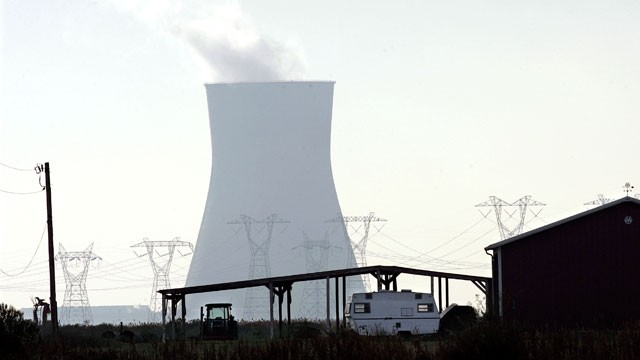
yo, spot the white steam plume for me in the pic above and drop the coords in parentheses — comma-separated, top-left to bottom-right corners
(107, 0, 307, 82)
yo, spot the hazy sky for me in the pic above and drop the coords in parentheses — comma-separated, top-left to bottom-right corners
(2, 0, 640, 311)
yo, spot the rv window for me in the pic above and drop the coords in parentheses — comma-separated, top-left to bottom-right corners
(417, 303, 434, 312)
(415, 293, 423, 300)
(354, 303, 371, 313)
(365, 293, 373, 299)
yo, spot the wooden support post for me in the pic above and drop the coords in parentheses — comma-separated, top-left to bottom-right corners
(445, 278, 450, 308)
(287, 287, 292, 328)
(199, 306, 204, 340)
(171, 298, 177, 340)
(278, 290, 283, 338)
(485, 280, 493, 316)
(162, 294, 167, 342)
(181, 295, 186, 339)
(438, 277, 442, 313)
(430, 276, 434, 294)
(335, 277, 339, 332)
(269, 283, 275, 339)
(326, 277, 331, 329)
(342, 276, 346, 328)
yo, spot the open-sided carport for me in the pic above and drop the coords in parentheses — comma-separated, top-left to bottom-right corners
(158, 265, 491, 340)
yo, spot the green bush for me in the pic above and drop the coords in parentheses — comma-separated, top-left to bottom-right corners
(0, 303, 39, 358)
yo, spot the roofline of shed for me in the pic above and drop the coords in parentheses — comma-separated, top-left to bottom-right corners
(485, 196, 640, 251)
(158, 264, 491, 297)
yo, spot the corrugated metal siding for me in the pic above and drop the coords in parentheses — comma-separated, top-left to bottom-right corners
(499, 202, 640, 327)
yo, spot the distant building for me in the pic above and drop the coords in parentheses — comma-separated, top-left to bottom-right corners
(485, 197, 640, 327)
(23, 305, 155, 325)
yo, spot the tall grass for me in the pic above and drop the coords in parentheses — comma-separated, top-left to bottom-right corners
(437, 318, 640, 360)
(14, 319, 640, 359)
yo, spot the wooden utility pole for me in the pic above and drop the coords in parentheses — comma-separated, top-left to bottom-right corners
(44, 162, 58, 332)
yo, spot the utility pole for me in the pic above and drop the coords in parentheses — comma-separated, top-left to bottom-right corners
(44, 162, 58, 332)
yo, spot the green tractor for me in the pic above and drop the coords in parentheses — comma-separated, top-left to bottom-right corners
(200, 303, 238, 340)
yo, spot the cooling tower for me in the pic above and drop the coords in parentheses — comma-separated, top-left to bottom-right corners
(185, 81, 364, 320)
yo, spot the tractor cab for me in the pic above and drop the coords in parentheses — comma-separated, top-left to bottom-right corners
(201, 303, 238, 340)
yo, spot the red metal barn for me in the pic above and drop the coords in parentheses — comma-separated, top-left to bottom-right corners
(485, 197, 640, 328)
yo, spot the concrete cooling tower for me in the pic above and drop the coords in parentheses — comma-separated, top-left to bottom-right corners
(185, 81, 364, 320)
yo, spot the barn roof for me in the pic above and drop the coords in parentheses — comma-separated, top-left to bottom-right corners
(485, 196, 640, 251)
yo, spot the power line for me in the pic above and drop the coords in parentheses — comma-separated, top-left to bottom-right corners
(372, 217, 487, 265)
(0, 260, 49, 279)
(368, 216, 490, 267)
(363, 211, 543, 270)
(369, 231, 484, 269)
(0, 162, 35, 172)
(421, 217, 486, 254)
(0, 253, 180, 292)
(0, 254, 155, 283)
(0, 223, 47, 277)
(0, 188, 44, 195)
(437, 226, 495, 258)
(441, 213, 547, 263)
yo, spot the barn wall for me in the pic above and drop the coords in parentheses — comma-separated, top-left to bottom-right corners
(500, 201, 640, 327)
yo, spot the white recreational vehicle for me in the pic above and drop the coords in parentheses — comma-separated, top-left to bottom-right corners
(345, 290, 440, 336)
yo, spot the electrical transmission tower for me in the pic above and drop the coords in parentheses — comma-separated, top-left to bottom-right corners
(584, 194, 612, 206)
(295, 232, 338, 319)
(131, 237, 193, 322)
(228, 214, 289, 320)
(327, 212, 386, 292)
(476, 196, 545, 241)
(56, 243, 100, 325)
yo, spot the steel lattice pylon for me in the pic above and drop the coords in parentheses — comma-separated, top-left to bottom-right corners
(56, 243, 100, 325)
(476, 196, 545, 240)
(131, 237, 193, 322)
(228, 214, 289, 320)
(327, 212, 386, 293)
(295, 233, 338, 319)
(585, 194, 613, 206)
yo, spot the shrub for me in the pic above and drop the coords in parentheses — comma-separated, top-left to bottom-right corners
(0, 302, 39, 358)
(436, 317, 526, 360)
